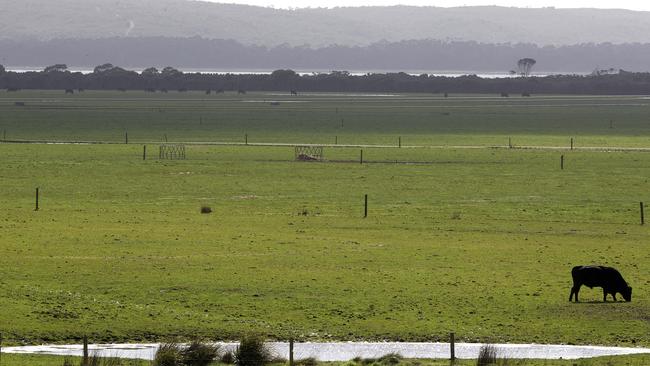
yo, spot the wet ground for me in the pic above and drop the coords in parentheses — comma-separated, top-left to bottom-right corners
(4, 342, 650, 361)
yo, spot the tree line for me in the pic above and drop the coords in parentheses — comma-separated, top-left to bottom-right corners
(3, 38, 650, 73)
(2, 64, 650, 95)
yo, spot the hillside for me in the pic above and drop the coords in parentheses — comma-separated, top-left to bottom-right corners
(2, 0, 650, 46)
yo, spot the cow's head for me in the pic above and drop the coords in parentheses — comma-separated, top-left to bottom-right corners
(622, 286, 632, 302)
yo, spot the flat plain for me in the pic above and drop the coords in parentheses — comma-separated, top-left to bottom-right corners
(1, 91, 650, 347)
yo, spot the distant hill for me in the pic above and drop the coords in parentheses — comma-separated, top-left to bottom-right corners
(2, 0, 650, 46)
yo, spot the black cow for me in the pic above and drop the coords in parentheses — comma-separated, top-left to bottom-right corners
(569, 265, 632, 302)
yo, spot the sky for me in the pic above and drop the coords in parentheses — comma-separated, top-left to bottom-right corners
(200, 0, 650, 11)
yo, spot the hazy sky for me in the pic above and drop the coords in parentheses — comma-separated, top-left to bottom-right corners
(202, 0, 650, 11)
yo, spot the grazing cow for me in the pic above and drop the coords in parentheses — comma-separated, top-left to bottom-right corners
(65, 89, 74, 94)
(237, 89, 247, 95)
(500, 92, 509, 97)
(205, 89, 212, 95)
(522, 92, 531, 97)
(290, 89, 298, 96)
(569, 265, 632, 302)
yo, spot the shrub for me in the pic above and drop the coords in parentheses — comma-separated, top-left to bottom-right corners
(181, 340, 221, 366)
(476, 344, 498, 366)
(153, 342, 183, 366)
(200, 206, 212, 214)
(233, 335, 274, 366)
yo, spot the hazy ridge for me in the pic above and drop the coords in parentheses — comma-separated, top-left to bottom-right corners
(2, 0, 650, 46)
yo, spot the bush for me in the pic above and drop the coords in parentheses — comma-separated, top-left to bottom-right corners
(153, 342, 183, 366)
(200, 206, 212, 214)
(181, 340, 221, 366)
(233, 335, 274, 366)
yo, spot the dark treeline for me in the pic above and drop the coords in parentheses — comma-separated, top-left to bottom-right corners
(3, 37, 650, 72)
(3, 65, 650, 95)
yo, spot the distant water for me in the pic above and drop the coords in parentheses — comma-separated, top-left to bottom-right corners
(5, 67, 583, 78)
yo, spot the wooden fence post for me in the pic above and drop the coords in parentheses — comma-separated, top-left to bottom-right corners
(399, 136, 402, 148)
(289, 339, 294, 366)
(143, 145, 147, 160)
(2, 129, 5, 141)
(360, 150, 363, 164)
(570, 137, 574, 150)
(641, 202, 645, 225)
(508, 137, 512, 148)
(125, 132, 128, 144)
(83, 335, 89, 366)
(561, 155, 564, 170)
(35, 188, 39, 211)
(335, 136, 338, 145)
(364, 194, 368, 218)
(450, 332, 455, 362)
(245, 134, 248, 145)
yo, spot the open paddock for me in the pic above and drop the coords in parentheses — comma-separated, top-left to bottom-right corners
(1, 140, 650, 346)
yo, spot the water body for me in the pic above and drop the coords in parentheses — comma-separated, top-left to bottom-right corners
(4, 342, 650, 361)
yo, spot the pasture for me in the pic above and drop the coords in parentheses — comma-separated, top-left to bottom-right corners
(1, 91, 650, 347)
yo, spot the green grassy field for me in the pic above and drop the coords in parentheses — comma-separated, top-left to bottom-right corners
(1, 91, 650, 347)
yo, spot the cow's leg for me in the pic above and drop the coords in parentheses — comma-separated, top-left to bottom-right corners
(603, 290, 608, 302)
(570, 285, 580, 302)
(612, 293, 617, 302)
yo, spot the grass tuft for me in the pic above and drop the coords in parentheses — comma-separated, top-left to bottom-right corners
(153, 342, 183, 366)
(234, 334, 274, 366)
(181, 340, 221, 366)
(476, 344, 498, 366)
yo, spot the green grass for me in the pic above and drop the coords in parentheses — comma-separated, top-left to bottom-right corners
(1, 143, 650, 345)
(2, 91, 650, 347)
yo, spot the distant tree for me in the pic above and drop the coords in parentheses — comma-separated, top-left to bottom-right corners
(142, 67, 160, 76)
(161, 66, 182, 76)
(93, 63, 115, 74)
(517, 58, 537, 77)
(44, 64, 68, 73)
